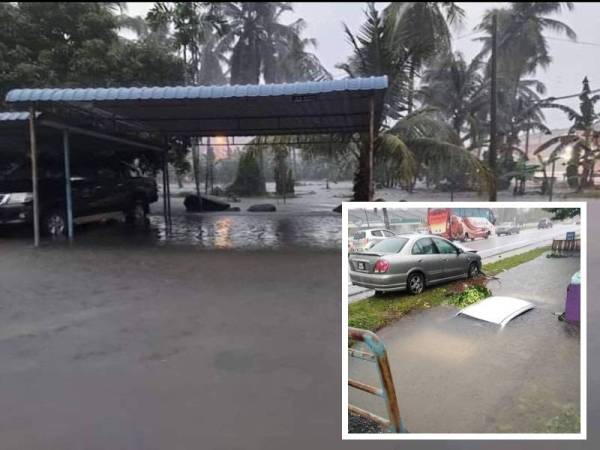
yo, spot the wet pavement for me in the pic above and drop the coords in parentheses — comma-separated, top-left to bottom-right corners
(349, 254, 581, 433)
(0, 237, 342, 450)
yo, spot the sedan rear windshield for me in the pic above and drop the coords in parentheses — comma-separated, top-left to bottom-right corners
(369, 238, 408, 254)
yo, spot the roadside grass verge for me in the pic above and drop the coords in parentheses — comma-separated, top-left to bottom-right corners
(483, 246, 551, 276)
(349, 246, 552, 332)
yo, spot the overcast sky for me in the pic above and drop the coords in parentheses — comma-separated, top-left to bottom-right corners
(126, 2, 600, 130)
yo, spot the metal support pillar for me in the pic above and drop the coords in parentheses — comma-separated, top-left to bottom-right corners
(162, 151, 169, 230)
(549, 158, 556, 202)
(62, 129, 74, 240)
(165, 154, 172, 230)
(28, 107, 40, 247)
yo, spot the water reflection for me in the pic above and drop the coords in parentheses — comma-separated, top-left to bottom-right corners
(147, 211, 341, 250)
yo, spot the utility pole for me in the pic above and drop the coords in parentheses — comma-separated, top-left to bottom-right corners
(488, 12, 498, 201)
(383, 208, 391, 230)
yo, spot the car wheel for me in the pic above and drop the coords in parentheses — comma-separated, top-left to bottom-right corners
(468, 262, 480, 278)
(126, 199, 149, 226)
(407, 272, 424, 295)
(42, 209, 66, 237)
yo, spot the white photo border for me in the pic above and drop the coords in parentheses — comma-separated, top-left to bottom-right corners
(342, 201, 587, 440)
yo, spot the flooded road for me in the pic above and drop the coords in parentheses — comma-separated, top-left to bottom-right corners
(349, 254, 581, 433)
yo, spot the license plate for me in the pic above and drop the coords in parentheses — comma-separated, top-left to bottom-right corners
(357, 261, 366, 271)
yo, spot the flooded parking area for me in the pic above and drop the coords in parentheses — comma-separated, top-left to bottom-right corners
(0, 210, 342, 250)
(349, 255, 581, 433)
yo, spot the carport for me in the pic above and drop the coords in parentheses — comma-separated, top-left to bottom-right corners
(0, 111, 164, 242)
(4, 76, 388, 246)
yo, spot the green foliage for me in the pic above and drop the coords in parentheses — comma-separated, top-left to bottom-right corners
(0, 2, 184, 105)
(543, 208, 580, 220)
(450, 285, 491, 308)
(228, 151, 266, 196)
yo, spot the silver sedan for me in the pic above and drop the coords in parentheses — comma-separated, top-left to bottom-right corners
(349, 234, 482, 295)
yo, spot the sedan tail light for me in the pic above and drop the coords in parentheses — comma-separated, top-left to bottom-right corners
(374, 259, 390, 273)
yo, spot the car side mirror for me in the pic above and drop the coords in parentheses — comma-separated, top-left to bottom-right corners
(456, 248, 463, 255)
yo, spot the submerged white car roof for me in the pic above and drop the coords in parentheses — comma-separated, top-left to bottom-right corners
(458, 296, 535, 327)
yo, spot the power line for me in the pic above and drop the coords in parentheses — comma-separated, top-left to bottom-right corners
(545, 36, 600, 48)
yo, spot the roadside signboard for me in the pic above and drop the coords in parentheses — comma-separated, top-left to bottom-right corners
(566, 231, 576, 241)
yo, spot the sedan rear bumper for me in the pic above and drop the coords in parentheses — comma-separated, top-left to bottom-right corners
(349, 271, 407, 292)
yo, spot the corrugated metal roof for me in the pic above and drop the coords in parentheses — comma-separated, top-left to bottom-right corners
(0, 111, 31, 121)
(5, 76, 388, 103)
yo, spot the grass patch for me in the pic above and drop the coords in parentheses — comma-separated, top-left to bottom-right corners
(349, 247, 551, 333)
(482, 246, 551, 276)
(348, 287, 448, 331)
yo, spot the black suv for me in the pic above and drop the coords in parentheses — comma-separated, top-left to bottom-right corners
(0, 161, 158, 236)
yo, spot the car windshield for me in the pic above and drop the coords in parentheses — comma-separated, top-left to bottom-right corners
(369, 237, 408, 254)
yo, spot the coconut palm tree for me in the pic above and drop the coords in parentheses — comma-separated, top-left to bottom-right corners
(337, 3, 488, 200)
(147, 2, 227, 84)
(218, 2, 328, 85)
(384, 2, 465, 113)
(538, 77, 600, 190)
(419, 52, 488, 150)
(477, 3, 575, 84)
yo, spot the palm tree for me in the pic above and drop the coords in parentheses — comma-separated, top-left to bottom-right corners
(337, 3, 488, 200)
(477, 3, 575, 90)
(539, 77, 600, 190)
(474, 3, 575, 191)
(384, 2, 465, 113)
(147, 2, 227, 84)
(218, 2, 328, 85)
(419, 52, 488, 150)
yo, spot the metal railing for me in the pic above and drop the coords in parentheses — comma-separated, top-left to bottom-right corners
(348, 327, 407, 433)
(551, 238, 581, 257)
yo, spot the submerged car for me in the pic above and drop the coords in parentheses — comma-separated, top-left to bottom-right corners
(349, 234, 482, 295)
(350, 228, 396, 252)
(495, 222, 520, 236)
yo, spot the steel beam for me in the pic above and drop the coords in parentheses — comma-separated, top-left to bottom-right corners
(28, 107, 40, 247)
(62, 129, 74, 239)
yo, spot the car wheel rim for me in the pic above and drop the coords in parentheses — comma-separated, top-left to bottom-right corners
(410, 276, 423, 293)
(48, 215, 64, 236)
(134, 204, 145, 219)
(470, 264, 478, 277)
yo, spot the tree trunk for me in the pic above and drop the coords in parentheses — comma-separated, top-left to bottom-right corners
(407, 60, 416, 114)
(352, 139, 371, 201)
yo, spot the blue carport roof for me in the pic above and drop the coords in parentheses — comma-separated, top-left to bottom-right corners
(4, 76, 388, 137)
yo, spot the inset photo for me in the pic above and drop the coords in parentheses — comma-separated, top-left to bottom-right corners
(342, 202, 586, 439)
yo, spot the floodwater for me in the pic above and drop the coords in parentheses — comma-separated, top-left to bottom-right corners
(0, 210, 343, 250)
(349, 255, 581, 434)
(147, 211, 342, 250)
